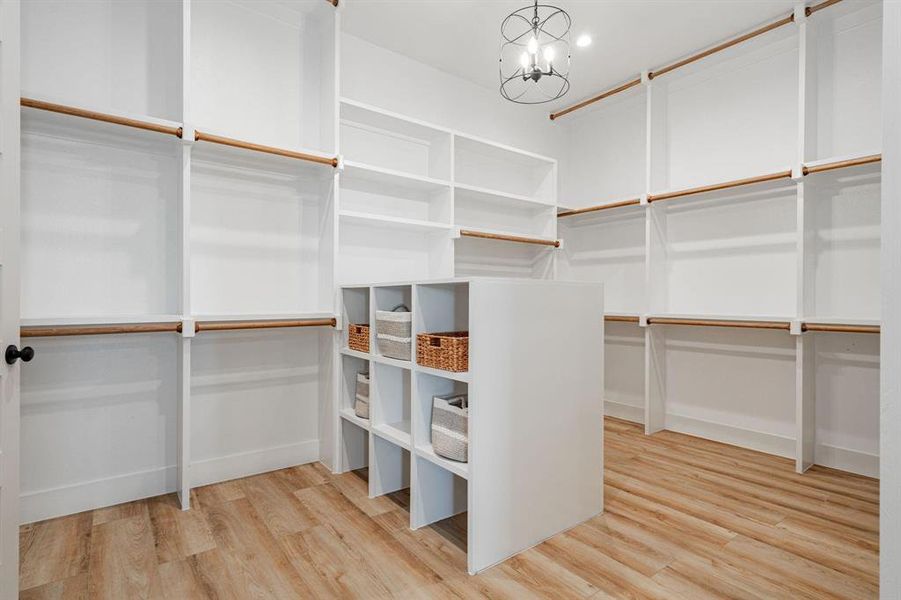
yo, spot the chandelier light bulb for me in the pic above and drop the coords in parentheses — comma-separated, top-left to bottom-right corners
(543, 46, 555, 64)
(520, 51, 530, 70)
(576, 34, 592, 48)
(527, 36, 539, 55)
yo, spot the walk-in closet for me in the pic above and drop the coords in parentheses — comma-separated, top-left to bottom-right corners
(0, 0, 898, 598)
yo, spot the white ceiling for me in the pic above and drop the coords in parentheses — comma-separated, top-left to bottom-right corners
(342, 0, 798, 112)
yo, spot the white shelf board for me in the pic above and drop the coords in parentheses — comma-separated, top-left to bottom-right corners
(415, 443, 468, 479)
(340, 407, 371, 431)
(415, 364, 470, 383)
(340, 96, 454, 139)
(454, 182, 555, 209)
(192, 312, 335, 322)
(648, 312, 794, 323)
(802, 317, 881, 327)
(371, 352, 414, 370)
(454, 131, 556, 167)
(372, 420, 411, 450)
(342, 160, 451, 192)
(339, 210, 452, 233)
(341, 347, 371, 361)
(20, 314, 182, 327)
(649, 169, 796, 203)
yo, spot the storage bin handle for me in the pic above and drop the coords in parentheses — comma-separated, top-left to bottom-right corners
(391, 304, 410, 312)
(428, 335, 442, 347)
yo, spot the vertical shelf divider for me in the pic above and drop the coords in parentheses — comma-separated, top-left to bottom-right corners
(176, 0, 194, 511)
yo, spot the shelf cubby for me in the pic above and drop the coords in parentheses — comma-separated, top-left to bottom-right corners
(371, 363, 412, 451)
(650, 184, 798, 318)
(801, 330, 880, 477)
(454, 134, 555, 203)
(801, 164, 880, 321)
(806, 0, 882, 162)
(340, 161, 452, 229)
(648, 23, 797, 192)
(21, 0, 183, 122)
(558, 207, 646, 314)
(559, 86, 646, 209)
(190, 146, 334, 316)
(191, 0, 335, 154)
(20, 107, 180, 320)
(340, 98, 452, 181)
(454, 184, 556, 239)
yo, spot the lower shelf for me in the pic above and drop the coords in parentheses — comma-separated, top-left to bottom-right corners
(340, 407, 370, 431)
(372, 420, 411, 450)
(415, 443, 469, 480)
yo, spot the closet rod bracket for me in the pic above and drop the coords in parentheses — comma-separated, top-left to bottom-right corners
(179, 319, 196, 338)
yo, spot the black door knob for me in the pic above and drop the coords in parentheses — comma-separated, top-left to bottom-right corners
(6, 345, 34, 365)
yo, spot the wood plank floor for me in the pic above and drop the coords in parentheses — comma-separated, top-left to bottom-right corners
(19, 418, 879, 599)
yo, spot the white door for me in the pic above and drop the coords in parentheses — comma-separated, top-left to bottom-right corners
(0, 1, 21, 597)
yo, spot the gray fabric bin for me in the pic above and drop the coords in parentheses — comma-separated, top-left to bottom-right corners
(431, 393, 468, 462)
(354, 372, 370, 419)
(376, 305, 412, 360)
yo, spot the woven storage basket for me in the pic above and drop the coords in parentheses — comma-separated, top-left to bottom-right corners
(376, 305, 412, 360)
(431, 393, 468, 462)
(348, 324, 370, 353)
(354, 372, 370, 419)
(416, 332, 469, 372)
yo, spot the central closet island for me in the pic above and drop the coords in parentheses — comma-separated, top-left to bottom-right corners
(336, 277, 605, 574)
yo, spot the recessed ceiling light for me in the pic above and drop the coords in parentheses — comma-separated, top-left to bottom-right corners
(576, 34, 592, 48)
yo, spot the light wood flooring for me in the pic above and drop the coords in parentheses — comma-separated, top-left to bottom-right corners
(19, 418, 879, 599)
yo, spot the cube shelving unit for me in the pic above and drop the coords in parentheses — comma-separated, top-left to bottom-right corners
(336, 277, 604, 574)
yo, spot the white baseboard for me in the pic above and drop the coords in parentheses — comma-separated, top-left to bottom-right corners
(190, 439, 320, 488)
(664, 413, 796, 460)
(816, 443, 879, 478)
(604, 400, 644, 424)
(21, 465, 177, 525)
(21, 439, 321, 524)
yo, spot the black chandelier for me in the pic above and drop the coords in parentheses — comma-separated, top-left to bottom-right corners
(499, 0, 572, 104)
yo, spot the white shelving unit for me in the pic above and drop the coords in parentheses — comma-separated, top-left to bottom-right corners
(556, 0, 883, 477)
(17, 0, 340, 524)
(337, 278, 604, 574)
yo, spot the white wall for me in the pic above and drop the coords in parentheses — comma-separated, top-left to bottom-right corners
(340, 33, 566, 163)
(880, 1, 900, 596)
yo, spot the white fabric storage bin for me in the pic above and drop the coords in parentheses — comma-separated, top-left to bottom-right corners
(354, 372, 370, 419)
(376, 305, 412, 360)
(431, 393, 468, 462)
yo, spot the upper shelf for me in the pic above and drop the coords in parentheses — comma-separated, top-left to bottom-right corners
(342, 160, 451, 193)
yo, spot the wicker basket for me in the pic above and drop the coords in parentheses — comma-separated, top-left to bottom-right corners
(431, 393, 468, 462)
(354, 372, 370, 419)
(416, 331, 469, 372)
(348, 324, 370, 353)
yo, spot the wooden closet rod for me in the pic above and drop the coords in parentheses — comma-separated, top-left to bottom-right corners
(20, 98, 183, 138)
(648, 169, 793, 203)
(647, 14, 795, 81)
(193, 318, 337, 333)
(549, 0, 845, 120)
(193, 131, 339, 167)
(802, 153, 881, 175)
(459, 229, 561, 248)
(605, 315, 640, 324)
(557, 198, 642, 218)
(807, 0, 843, 16)
(549, 78, 642, 121)
(647, 317, 791, 331)
(21, 322, 181, 338)
(802, 323, 880, 334)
